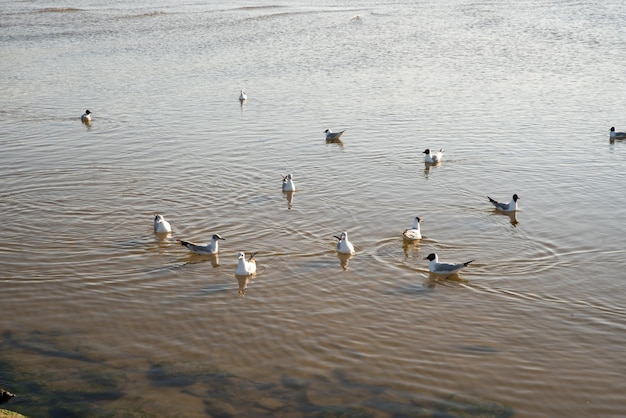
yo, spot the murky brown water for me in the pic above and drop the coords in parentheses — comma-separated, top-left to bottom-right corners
(1, 1, 626, 417)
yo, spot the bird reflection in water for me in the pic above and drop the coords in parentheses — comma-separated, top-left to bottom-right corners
(426, 271, 469, 287)
(326, 138, 344, 148)
(423, 161, 441, 179)
(337, 252, 352, 270)
(183, 253, 220, 268)
(492, 209, 519, 226)
(236, 274, 251, 297)
(402, 239, 421, 260)
(283, 190, 295, 209)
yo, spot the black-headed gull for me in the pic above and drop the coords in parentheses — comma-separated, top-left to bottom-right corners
(81, 109, 92, 123)
(325, 128, 346, 141)
(488, 194, 519, 212)
(422, 148, 443, 163)
(425, 253, 474, 275)
(334, 231, 355, 255)
(402, 216, 422, 240)
(154, 214, 172, 233)
(282, 173, 296, 192)
(235, 251, 257, 276)
(239, 90, 247, 101)
(180, 234, 225, 255)
(610, 127, 626, 139)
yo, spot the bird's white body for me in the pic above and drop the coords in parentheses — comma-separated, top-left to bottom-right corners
(488, 194, 519, 212)
(180, 234, 224, 255)
(154, 214, 172, 233)
(610, 127, 626, 139)
(282, 173, 296, 192)
(325, 129, 346, 141)
(335, 231, 355, 255)
(236, 251, 257, 276)
(403, 216, 422, 240)
(81, 110, 92, 123)
(423, 148, 443, 163)
(239, 90, 247, 101)
(426, 253, 474, 275)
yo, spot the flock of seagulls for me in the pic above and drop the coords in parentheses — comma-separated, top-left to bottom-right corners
(88, 94, 527, 283)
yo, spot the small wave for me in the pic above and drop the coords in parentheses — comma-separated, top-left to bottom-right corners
(38, 8, 83, 13)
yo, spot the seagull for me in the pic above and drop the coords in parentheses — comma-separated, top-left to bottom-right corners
(488, 194, 519, 212)
(334, 231, 355, 255)
(239, 90, 247, 101)
(235, 251, 257, 276)
(610, 127, 626, 139)
(282, 173, 296, 192)
(81, 109, 92, 123)
(180, 234, 225, 255)
(153, 214, 172, 233)
(423, 148, 443, 163)
(402, 216, 422, 240)
(325, 128, 346, 141)
(425, 253, 474, 275)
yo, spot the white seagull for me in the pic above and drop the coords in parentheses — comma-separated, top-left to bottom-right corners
(153, 214, 172, 233)
(239, 90, 247, 101)
(402, 216, 422, 240)
(180, 234, 225, 255)
(325, 128, 346, 141)
(425, 253, 474, 275)
(235, 251, 257, 276)
(282, 173, 296, 192)
(488, 194, 519, 212)
(610, 127, 626, 139)
(81, 109, 92, 123)
(422, 148, 444, 163)
(334, 231, 355, 255)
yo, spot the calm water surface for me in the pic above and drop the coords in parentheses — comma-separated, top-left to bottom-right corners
(1, 0, 626, 417)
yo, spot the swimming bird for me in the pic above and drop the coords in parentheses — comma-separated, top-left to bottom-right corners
(81, 109, 92, 123)
(488, 194, 519, 212)
(282, 173, 296, 192)
(610, 127, 626, 139)
(325, 128, 346, 141)
(239, 90, 247, 101)
(235, 251, 257, 276)
(423, 148, 443, 163)
(334, 231, 355, 255)
(180, 234, 225, 255)
(402, 216, 422, 240)
(425, 253, 474, 275)
(153, 214, 172, 233)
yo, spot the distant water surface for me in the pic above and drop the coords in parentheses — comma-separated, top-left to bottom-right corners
(1, 0, 626, 417)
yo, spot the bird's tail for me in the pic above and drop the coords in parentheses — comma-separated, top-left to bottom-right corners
(487, 196, 497, 205)
(464, 260, 475, 267)
(179, 240, 191, 248)
(248, 252, 258, 261)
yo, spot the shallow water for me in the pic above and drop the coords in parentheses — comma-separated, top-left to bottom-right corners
(1, 0, 626, 417)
